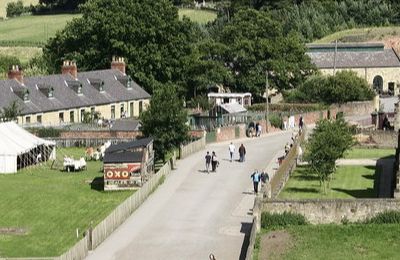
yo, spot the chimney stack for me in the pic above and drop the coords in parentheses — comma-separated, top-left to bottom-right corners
(61, 60, 78, 79)
(8, 65, 23, 84)
(111, 56, 126, 74)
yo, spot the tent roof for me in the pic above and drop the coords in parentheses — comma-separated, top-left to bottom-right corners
(0, 122, 55, 156)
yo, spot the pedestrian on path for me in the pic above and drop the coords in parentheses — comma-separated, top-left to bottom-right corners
(205, 151, 211, 173)
(251, 169, 261, 194)
(211, 151, 219, 172)
(228, 142, 235, 162)
(239, 144, 246, 162)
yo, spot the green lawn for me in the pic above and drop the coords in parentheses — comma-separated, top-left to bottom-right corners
(278, 165, 376, 199)
(314, 26, 400, 43)
(0, 14, 80, 46)
(0, 0, 38, 18)
(0, 46, 42, 63)
(178, 8, 217, 24)
(258, 224, 400, 260)
(344, 148, 394, 159)
(0, 147, 134, 257)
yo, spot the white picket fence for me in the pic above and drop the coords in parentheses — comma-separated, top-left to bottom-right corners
(180, 136, 206, 159)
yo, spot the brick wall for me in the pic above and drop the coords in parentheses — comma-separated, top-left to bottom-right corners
(261, 199, 400, 224)
(60, 130, 142, 139)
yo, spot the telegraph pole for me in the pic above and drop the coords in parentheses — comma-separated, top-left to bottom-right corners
(265, 71, 269, 132)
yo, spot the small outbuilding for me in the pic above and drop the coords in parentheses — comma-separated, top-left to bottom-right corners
(0, 121, 56, 173)
(103, 137, 154, 191)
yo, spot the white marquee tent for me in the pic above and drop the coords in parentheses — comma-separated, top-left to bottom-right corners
(0, 122, 56, 173)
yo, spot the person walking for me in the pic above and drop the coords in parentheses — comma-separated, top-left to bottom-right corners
(251, 169, 261, 194)
(228, 142, 235, 162)
(211, 151, 219, 172)
(299, 115, 304, 131)
(238, 144, 246, 162)
(205, 151, 212, 173)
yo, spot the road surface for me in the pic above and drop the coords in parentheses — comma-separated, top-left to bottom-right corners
(86, 131, 292, 260)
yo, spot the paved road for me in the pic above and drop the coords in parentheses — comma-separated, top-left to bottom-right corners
(86, 131, 292, 260)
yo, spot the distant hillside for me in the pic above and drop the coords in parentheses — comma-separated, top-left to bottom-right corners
(0, 0, 38, 18)
(313, 26, 400, 54)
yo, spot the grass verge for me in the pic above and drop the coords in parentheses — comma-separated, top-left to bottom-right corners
(0, 147, 134, 257)
(344, 148, 394, 159)
(278, 165, 376, 199)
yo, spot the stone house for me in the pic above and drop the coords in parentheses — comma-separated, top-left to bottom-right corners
(307, 42, 400, 95)
(0, 57, 150, 126)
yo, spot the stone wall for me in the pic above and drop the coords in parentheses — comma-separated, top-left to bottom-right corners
(60, 130, 142, 139)
(359, 129, 397, 148)
(261, 199, 400, 224)
(215, 124, 246, 142)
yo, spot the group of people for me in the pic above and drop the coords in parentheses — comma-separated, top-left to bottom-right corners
(205, 151, 219, 173)
(251, 169, 269, 194)
(283, 115, 304, 132)
(229, 142, 246, 162)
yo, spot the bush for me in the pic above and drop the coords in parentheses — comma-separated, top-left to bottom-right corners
(365, 211, 400, 224)
(6, 0, 28, 17)
(36, 127, 61, 138)
(261, 211, 308, 229)
(248, 103, 326, 113)
(269, 113, 283, 129)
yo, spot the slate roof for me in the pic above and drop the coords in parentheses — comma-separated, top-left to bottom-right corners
(307, 48, 400, 69)
(105, 137, 153, 153)
(110, 119, 141, 131)
(103, 151, 143, 163)
(220, 103, 247, 114)
(0, 69, 150, 115)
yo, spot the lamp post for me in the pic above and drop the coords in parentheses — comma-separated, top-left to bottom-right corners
(265, 71, 269, 132)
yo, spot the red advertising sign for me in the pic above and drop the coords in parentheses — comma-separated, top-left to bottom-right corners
(104, 163, 141, 179)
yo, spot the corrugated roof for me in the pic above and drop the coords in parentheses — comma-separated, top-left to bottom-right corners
(103, 151, 143, 163)
(220, 103, 247, 114)
(105, 138, 153, 153)
(0, 69, 150, 115)
(307, 49, 400, 69)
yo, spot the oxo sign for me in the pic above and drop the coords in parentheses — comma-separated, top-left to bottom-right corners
(104, 163, 141, 179)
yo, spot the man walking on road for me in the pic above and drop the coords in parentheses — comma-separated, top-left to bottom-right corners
(228, 142, 235, 162)
(211, 151, 219, 172)
(205, 151, 211, 173)
(238, 144, 246, 162)
(251, 169, 261, 194)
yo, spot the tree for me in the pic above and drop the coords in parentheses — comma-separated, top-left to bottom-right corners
(285, 70, 375, 104)
(304, 117, 354, 193)
(1, 100, 22, 122)
(43, 0, 199, 94)
(207, 8, 315, 96)
(38, 0, 87, 11)
(140, 84, 189, 161)
(6, 0, 25, 17)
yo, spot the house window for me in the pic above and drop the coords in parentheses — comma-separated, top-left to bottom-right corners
(80, 109, 85, 122)
(120, 104, 125, 118)
(59, 112, 64, 123)
(223, 98, 229, 104)
(111, 105, 115, 119)
(70, 111, 74, 123)
(25, 116, 31, 124)
(37, 115, 42, 124)
(139, 101, 143, 115)
(129, 102, 134, 117)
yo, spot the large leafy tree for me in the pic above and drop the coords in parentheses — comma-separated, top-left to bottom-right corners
(38, 0, 87, 10)
(207, 8, 315, 97)
(44, 0, 198, 94)
(304, 117, 354, 193)
(140, 84, 189, 161)
(286, 70, 375, 104)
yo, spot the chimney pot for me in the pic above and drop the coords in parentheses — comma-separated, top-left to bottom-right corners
(61, 60, 78, 79)
(111, 56, 126, 74)
(8, 65, 23, 84)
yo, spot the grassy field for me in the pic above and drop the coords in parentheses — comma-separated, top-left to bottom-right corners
(314, 26, 400, 43)
(0, 147, 134, 257)
(258, 224, 400, 260)
(178, 8, 217, 24)
(344, 148, 394, 159)
(0, 14, 80, 46)
(278, 165, 376, 199)
(0, 0, 38, 18)
(0, 46, 42, 63)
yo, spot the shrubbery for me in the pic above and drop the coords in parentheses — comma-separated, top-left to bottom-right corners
(365, 211, 400, 224)
(269, 113, 283, 129)
(35, 127, 61, 138)
(6, 0, 30, 17)
(248, 103, 326, 113)
(261, 211, 308, 229)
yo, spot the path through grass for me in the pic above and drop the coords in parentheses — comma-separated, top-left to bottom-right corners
(0, 147, 134, 257)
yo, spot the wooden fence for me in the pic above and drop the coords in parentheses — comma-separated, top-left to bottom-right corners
(179, 136, 206, 159)
(56, 236, 89, 260)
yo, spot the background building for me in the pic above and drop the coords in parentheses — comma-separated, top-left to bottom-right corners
(0, 57, 150, 126)
(307, 42, 400, 95)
